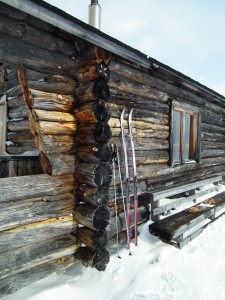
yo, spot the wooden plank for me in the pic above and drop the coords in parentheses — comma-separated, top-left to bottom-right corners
(150, 176, 222, 201)
(153, 186, 220, 217)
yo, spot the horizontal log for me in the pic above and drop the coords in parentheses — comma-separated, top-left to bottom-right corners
(0, 255, 78, 297)
(111, 137, 169, 151)
(40, 152, 77, 176)
(202, 122, 225, 135)
(32, 109, 77, 123)
(8, 106, 29, 119)
(30, 117, 78, 135)
(7, 94, 25, 108)
(6, 85, 22, 98)
(108, 117, 169, 132)
(0, 193, 76, 232)
(76, 227, 108, 250)
(0, 12, 77, 58)
(7, 119, 30, 132)
(6, 142, 37, 155)
(0, 33, 76, 77)
(35, 134, 76, 154)
(0, 216, 78, 254)
(0, 234, 81, 280)
(202, 110, 225, 128)
(75, 100, 111, 124)
(74, 204, 110, 231)
(77, 184, 110, 206)
(110, 57, 225, 115)
(202, 131, 225, 143)
(109, 73, 170, 103)
(76, 122, 112, 144)
(110, 101, 169, 125)
(75, 246, 110, 271)
(7, 130, 34, 143)
(0, 174, 76, 202)
(76, 144, 112, 163)
(27, 88, 77, 112)
(201, 149, 225, 158)
(76, 162, 112, 187)
(201, 141, 225, 150)
(110, 127, 169, 140)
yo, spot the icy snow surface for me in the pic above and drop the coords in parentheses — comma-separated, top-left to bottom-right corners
(2, 186, 225, 300)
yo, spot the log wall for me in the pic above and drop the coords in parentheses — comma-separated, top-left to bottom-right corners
(0, 1, 225, 297)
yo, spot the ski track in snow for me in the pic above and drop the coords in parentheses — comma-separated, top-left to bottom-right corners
(2, 213, 225, 300)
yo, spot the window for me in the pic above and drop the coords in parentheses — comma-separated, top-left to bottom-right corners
(170, 101, 201, 166)
(0, 99, 7, 155)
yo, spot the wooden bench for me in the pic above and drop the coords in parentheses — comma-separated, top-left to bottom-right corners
(149, 191, 225, 248)
(150, 176, 222, 221)
(148, 176, 225, 248)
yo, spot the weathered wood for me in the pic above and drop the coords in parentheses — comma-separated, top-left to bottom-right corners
(110, 56, 225, 114)
(76, 144, 112, 163)
(76, 122, 112, 144)
(0, 255, 78, 297)
(110, 100, 169, 125)
(40, 152, 77, 176)
(8, 106, 29, 119)
(201, 149, 225, 158)
(201, 141, 225, 150)
(7, 130, 34, 143)
(0, 234, 81, 280)
(0, 216, 78, 254)
(7, 119, 30, 132)
(32, 109, 77, 123)
(6, 142, 37, 155)
(76, 162, 112, 187)
(0, 193, 76, 231)
(7, 95, 24, 108)
(75, 246, 110, 271)
(77, 63, 110, 84)
(75, 100, 111, 123)
(77, 184, 109, 206)
(111, 137, 169, 151)
(19, 66, 77, 111)
(75, 79, 110, 103)
(77, 45, 111, 68)
(107, 207, 149, 238)
(108, 117, 169, 132)
(0, 33, 76, 77)
(30, 116, 78, 135)
(0, 174, 75, 202)
(74, 204, 110, 231)
(109, 73, 170, 103)
(35, 134, 76, 154)
(76, 227, 108, 250)
(110, 127, 169, 140)
(0, 12, 77, 58)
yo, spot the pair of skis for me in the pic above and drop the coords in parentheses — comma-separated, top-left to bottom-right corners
(120, 109, 138, 252)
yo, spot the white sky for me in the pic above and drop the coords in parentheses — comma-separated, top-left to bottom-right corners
(45, 0, 225, 96)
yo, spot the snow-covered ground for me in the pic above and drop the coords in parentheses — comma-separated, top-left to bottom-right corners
(2, 187, 225, 300)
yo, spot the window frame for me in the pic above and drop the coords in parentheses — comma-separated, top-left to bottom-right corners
(0, 98, 7, 156)
(170, 100, 201, 166)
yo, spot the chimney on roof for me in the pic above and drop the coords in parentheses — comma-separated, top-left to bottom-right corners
(89, 0, 101, 30)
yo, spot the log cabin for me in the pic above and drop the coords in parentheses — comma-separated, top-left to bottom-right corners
(0, 0, 225, 296)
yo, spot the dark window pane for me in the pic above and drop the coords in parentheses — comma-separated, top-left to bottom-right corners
(173, 110, 181, 163)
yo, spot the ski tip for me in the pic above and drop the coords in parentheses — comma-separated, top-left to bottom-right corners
(128, 109, 133, 121)
(121, 109, 125, 118)
(118, 255, 122, 259)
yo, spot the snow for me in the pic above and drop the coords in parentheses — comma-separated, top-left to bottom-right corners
(2, 187, 225, 300)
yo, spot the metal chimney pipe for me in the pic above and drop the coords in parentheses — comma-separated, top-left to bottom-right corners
(89, 0, 101, 30)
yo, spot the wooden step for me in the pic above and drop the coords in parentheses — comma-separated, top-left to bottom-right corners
(149, 191, 225, 248)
